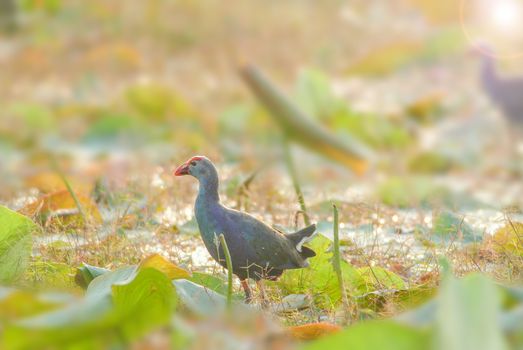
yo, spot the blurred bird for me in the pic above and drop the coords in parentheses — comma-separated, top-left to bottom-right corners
(476, 45, 523, 132)
(174, 156, 316, 303)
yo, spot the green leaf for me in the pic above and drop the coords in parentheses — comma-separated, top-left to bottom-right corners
(173, 279, 228, 315)
(75, 263, 111, 289)
(111, 268, 176, 339)
(85, 266, 137, 299)
(276, 234, 363, 308)
(189, 272, 229, 296)
(0, 206, 37, 283)
(436, 272, 509, 350)
(301, 320, 429, 350)
(355, 266, 406, 294)
(0, 288, 65, 323)
(3, 268, 175, 349)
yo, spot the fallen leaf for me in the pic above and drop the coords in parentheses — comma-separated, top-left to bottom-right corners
(288, 322, 341, 341)
(25, 172, 94, 194)
(20, 190, 102, 228)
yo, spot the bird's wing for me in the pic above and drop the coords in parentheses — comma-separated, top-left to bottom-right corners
(224, 209, 304, 270)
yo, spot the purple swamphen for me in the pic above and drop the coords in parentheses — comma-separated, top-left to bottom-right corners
(174, 156, 316, 303)
(476, 45, 523, 132)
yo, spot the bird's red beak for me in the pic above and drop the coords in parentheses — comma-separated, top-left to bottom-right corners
(174, 162, 190, 176)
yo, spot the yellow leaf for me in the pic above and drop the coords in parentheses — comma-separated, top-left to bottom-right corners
(138, 254, 191, 279)
(19, 190, 102, 229)
(288, 322, 342, 341)
(492, 222, 523, 256)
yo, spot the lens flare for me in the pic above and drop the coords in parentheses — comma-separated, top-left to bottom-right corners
(461, 0, 523, 58)
(491, 0, 522, 30)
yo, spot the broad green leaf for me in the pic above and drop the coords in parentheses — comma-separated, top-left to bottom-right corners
(0, 289, 65, 322)
(111, 268, 176, 339)
(85, 266, 137, 299)
(75, 263, 111, 289)
(3, 295, 114, 349)
(242, 66, 372, 175)
(0, 206, 37, 283)
(3, 268, 175, 349)
(173, 279, 228, 316)
(355, 266, 406, 294)
(436, 272, 509, 350)
(189, 272, 229, 296)
(276, 234, 363, 308)
(301, 320, 429, 350)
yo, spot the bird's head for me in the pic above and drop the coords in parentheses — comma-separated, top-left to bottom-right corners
(174, 156, 215, 180)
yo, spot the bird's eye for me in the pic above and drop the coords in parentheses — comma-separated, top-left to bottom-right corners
(190, 161, 197, 166)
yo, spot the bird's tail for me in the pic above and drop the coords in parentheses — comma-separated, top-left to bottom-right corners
(287, 224, 316, 258)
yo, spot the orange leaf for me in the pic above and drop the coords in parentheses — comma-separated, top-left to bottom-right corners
(288, 322, 342, 341)
(20, 190, 102, 228)
(25, 172, 94, 194)
(139, 254, 191, 279)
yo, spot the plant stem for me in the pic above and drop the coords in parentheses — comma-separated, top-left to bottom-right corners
(50, 156, 87, 224)
(219, 234, 233, 309)
(283, 140, 311, 226)
(332, 204, 349, 319)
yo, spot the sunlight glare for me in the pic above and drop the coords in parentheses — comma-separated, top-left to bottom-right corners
(491, 0, 522, 31)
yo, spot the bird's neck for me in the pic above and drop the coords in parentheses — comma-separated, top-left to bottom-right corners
(196, 171, 220, 204)
(481, 54, 498, 89)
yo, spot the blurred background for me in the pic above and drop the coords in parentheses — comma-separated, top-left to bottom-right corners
(0, 0, 523, 349)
